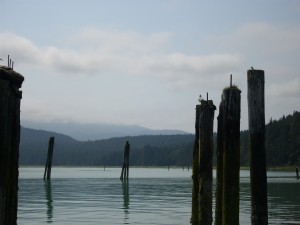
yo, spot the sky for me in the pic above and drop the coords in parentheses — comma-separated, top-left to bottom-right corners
(0, 0, 300, 134)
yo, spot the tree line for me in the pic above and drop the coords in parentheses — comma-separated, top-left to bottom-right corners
(20, 111, 300, 167)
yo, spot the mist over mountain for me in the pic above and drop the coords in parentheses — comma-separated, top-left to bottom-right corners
(20, 127, 193, 166)
(21, 120, 190, 141)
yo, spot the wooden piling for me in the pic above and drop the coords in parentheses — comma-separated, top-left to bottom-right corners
(247, 69, 268, 225)
(296, 168, 299, 179)
(120, 141, 130, 180)
(43, 137, 55, 180)
(222, 86, 241, 225)
(0, 65, 24, 225)
(198, 99, 216, 225)
(191, 105, 200, 225)
(214, 97, 224, 225)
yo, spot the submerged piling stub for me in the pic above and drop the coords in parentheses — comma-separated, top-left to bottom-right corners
(43, 137, 55, 180)
(198, 99, 216, 225)
(120, 141, 130, 180)
(191, 104, 200, 225)
(222, 85, 241, 225)
(247, 69, 268, 225)
(0, 66, 24, 225)
(214, 97, 224, 225)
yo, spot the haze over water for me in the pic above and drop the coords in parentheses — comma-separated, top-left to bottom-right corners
(18, 167, 300, 225)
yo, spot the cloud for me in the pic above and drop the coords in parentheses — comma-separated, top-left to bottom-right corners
(267, 78, 300, 102)
(207, 22, 300, 59)
(0, 29, 242, 90)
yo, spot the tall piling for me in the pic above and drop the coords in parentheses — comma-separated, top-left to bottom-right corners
(0, 65, 24, 225)
(222, 85, 241, 225)
(191, 105, 200, 225)
(120, 141, 130, 180)
(198, 98, 216, 225)
(214, 97, 224, 225)
(247, 69, 268, 225)
(44, 137, 55, 180)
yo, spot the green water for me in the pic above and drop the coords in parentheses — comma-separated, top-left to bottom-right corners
(17, 167, 300, 224)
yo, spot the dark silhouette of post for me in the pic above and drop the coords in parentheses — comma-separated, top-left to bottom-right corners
(296, 168, 299, 179)
(122, 180, 129, 220)
(120, 141, 130, 180)
(0, 65, 24, 225)
(222, 85, 241, 225)
(198, 98, 216, 225)
(247, 69, 268, 225)
(214, 97, 224, 225)
(191, 104, 200, 225)
(44, 137, 55, 180)
(44, 181, 53, 222)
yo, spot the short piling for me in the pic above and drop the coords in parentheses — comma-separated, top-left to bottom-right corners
(191, 105, 200, 225)
(0, 66, 24, 225)
(222, 85, 241, 225)
(214, 97, 224, 225)
(247, 69, 268, 225)
(43, 137, 55, 180)
(120, 141, 130, 180)
(198, 98, 216, 225)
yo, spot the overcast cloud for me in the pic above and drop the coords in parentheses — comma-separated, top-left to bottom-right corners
(0, 1, 299, 133)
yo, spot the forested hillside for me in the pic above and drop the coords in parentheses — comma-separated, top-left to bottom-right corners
(20, 111, 300, 167)
(240, 111, 300, 166)
(20, 130, 194, 166)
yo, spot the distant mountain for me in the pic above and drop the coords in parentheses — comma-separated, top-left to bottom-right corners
(20, 127, 193, 166)
(20, 111, 300, 167)
(21, 120, 190, 141)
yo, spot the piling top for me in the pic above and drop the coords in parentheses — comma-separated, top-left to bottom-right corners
(223, 85, 241, 92)
(199, 99, 216, 110)
(0, 65, 24, 88)
(247, 69, 264, 77)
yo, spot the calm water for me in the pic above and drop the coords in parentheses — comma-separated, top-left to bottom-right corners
(18, 167, 300, 225)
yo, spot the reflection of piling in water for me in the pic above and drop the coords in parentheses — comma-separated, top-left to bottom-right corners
(191, 104, 200, 225)
(198, 97, 216, 225)
(44, 137, 55, 180)
(44, 181, 53, 222)
(214, 97, 224, 225)
(120, 141, 130, 180)
(122, 181, 129, 209)
(122, 180, 130, 222)
(0, 65, 24, 225)
(222, 84, 241, 225)
(247, 69, 268, 225)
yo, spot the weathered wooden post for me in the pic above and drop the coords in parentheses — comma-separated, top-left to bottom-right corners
(198, 97, 216, 225)
(247, 69, 268, 225)
(214, 97, 224, 225)
(296, 168, 299, 180)
(222, 85, 241, 225)
(0, 65, 24, 225)
(191, 104, 200, 225)
(43, 137, 55, 180)
(120, 141, 130, 180)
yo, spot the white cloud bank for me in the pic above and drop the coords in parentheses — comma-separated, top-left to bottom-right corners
(0, 29, 241, 90)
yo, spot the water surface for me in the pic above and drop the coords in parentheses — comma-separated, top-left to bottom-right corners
(18, 167, 300, 225)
